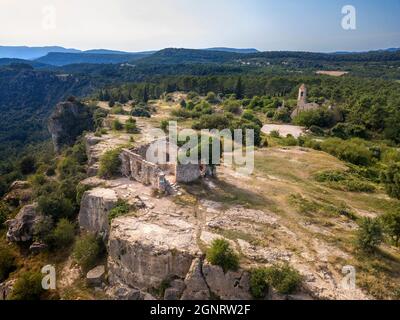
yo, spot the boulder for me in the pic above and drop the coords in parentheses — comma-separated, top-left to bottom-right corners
(29, 242, 48, 254)
(78, 188, 118, 238)
(3, 181, 32, 207)
(107, 284, 141, 300)
(202, 262, 252, 300)
(0, 280, 15, 301)
(6, 204, 38, 242)
(164, 288, 181, 300)
(86, 265, 106, 287)
(107, 216, 200, 291)
(181, 258, 210, 300)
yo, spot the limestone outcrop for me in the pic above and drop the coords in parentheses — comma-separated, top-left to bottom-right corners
(202, 262, 252, 300)
(106, 214, 254, 300)
(48, 99, 94, 153)
(78, 188, 118, 238)
(6, 203, 39, 242)
(3, 180, 32, 207)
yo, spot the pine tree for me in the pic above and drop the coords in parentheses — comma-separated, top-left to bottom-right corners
(235, 77, 244, 99)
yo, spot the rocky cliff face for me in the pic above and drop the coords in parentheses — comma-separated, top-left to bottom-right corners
(78, 188, 118, 238)
(107, 214, 253, 300)
(6, 203, 39, 242)
(48, 99, 94, 153)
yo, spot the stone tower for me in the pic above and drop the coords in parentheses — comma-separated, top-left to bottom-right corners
(298, 84, 307, 107)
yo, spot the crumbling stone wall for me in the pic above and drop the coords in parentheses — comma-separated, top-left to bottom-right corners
(120, 149, 170, 193)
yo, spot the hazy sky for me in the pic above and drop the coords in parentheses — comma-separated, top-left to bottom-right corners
(0, 0, 399, 52)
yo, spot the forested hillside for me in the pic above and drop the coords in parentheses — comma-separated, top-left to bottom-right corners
(0, 64, 93, 163)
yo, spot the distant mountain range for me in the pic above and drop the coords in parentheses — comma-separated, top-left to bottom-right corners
(0, 46, 80, 60)
(35, 52, 151, 66)
(0, 45, 257, 60)
(0, 45, 399, 67)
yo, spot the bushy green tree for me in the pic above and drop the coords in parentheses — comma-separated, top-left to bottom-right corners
(8, 271, 44, 300)
(381, 163, 400, 199)
(72, 234, 102, 271)
(98, 149, 121, 179)
(224, 100, 242, 115)
(206, 239, 239, 272)
(206, 92, 218, 104)
(357, 218, 383, 252)
(381, 210, 400, 247)
(293, 108, 335, 128)
(0, 246, 17, 282)
(264, 264, 302, 295)
(38, 193, 75, 221)
(112, 119, 124, 131)
(250, 268, 269, 299)
(125, 117, 138, 134)
(49, 219, 76, 249)
(0, 201, 10, 226)
(19, 156, 36, 175)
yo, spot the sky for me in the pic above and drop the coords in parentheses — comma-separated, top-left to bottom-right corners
(0, 0, 399, 52)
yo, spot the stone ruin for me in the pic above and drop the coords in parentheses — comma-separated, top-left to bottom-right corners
(120, 140, 216, 194)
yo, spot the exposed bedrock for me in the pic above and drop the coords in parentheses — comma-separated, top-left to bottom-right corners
(107, 216, 200, 291)
(78, 188, 118, 238)
(106, 215, 253, 300)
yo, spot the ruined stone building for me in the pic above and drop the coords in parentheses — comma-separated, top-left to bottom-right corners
(291, 84, 320, 119)
(120, 140, 216, 194)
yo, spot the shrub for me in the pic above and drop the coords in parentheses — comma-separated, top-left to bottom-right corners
(171, 107, 192, 119)
(273, 108, 291, 123)
(29, 173, 47, 187)
(265, 110, 275, 118)
(357, 218, 383, 252)
(314, 170, 376, 193)
(8, 271, 44, 300)
(0, 201, 10, 227)
(72, 233, 102, 271)
(38, 194, 75, 221)
(293, 108, 335, 128)
(0, 178, 8, 197)
(224, 100, 242, 115)
(381, 210, 400, 247)
(131, 107, 151, 118)
(98, 149, 121, 179)
(0, 246, 17, 282)
(206, 92, 218, 104)
(269, 130, 280, 138)
(320, 138, 373, 166)
(49, 219, 75, 249)
(281, 135, 298, 147)
(110, 105, 125, 115)
(112, 119, 123, 131)
(192, 114, 231, 131)
(242, 111, 263, 127)
(206, 239, 239, 272)
(309, 125, 325, 136)
(125, 117, 138, 133)
(180, 99, 187, 108)
(250, 268, 269, 299)
(20, 156, 36, 175)
(264, 264, 302, 295)
(187, 91, 199, 100)
(160, 120, 169, 132)
(331, 123, 368, 140)
(381, 163, 400, 199)
(109, 200, 131, 223)
(33, 215, 54, 242)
